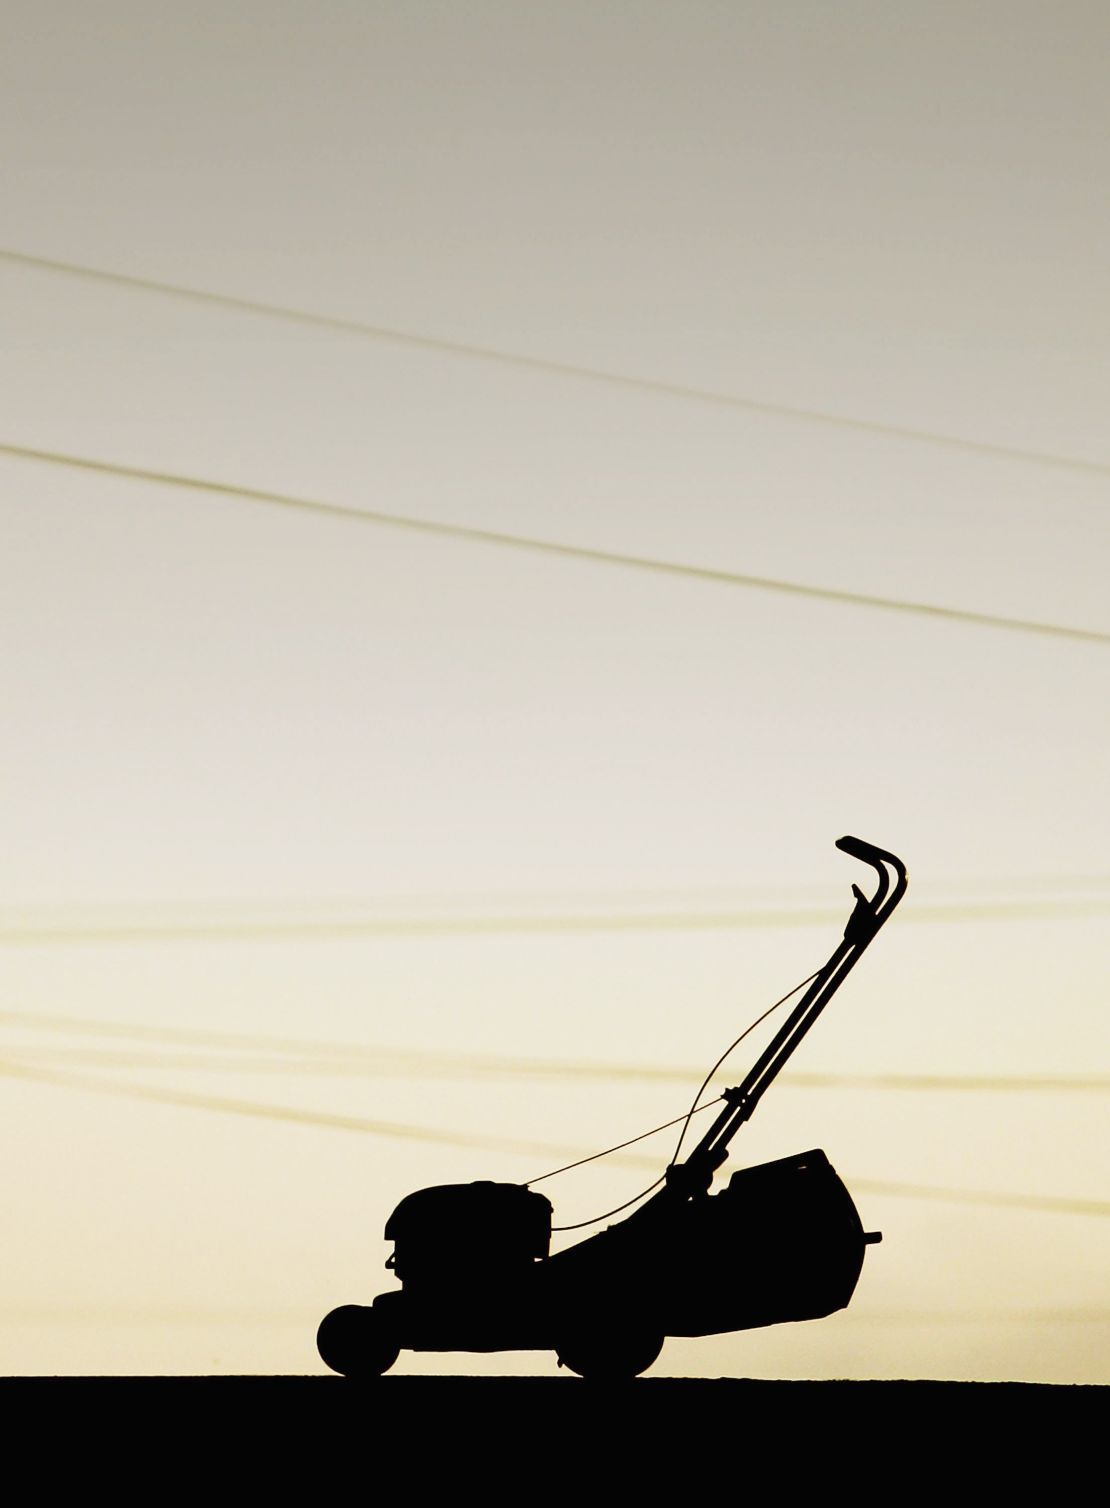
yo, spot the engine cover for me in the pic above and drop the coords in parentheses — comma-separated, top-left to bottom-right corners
(384, 1180, 552, 1289)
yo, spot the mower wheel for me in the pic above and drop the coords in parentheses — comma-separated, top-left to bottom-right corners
(317, 1304, 400, 1378)
(556, 1326, 663, 1381)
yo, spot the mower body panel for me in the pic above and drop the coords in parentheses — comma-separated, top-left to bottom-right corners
(371, 1151, 869, 1351)
(539, 1148, 867, 1340)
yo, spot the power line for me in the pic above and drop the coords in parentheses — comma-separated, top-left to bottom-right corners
(4, 871, 1108, 941)
(8, 871, 1110, 913)
(773, 1070, 1110, 1095)
(0, 1057, 583, 1162)
(851, 1179, 1110, 1219)
(3, 246, 1109, 480)
(3, 440, 1108, 645)
(2, 897, 1107, 943)
(2, 1056, 1105, 1218)
(2, 1010, 1106, 1094)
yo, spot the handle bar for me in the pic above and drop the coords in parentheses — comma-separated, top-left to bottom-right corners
(666, 835, 908, 1194)
(836, 834, 908, 895)
(836, 834, 898, 866)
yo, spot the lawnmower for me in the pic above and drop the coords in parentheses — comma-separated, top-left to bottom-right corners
(317, 835, 907, 1379)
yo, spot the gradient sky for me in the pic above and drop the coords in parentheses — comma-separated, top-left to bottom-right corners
(1, 2, 1107, 1380)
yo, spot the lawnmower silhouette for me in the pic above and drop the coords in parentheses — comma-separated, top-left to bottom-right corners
(317, 835, 907, 1379)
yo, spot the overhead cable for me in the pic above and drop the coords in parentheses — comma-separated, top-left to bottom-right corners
(2, 441, 1107, 645)
(1, 1056, 1105, 1218)
(2, 897, 1107, 942)
(1, 1010, 1106, 1095)
(3, 246, 1108, 479)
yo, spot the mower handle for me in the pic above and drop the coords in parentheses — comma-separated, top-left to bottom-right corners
(836, 834, 907, 884)
(657, 835, 908, 1201)
(835, 836, 907, 939)
(836, 834, 888, 863)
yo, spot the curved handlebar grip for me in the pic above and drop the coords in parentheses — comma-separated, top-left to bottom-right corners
(836, 834, 903, 870)
(836, 835, 884, 864)
(836, 836, 908, 908)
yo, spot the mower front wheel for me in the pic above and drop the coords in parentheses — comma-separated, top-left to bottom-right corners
(317, 1304, 400, 1378)
(556, 1325, 663, 1382)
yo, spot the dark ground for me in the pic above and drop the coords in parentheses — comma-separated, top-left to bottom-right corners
(7, 1377, 1103, 1492)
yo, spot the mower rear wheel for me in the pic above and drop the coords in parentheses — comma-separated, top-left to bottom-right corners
(556, 1326, 663, 1381)
(317, 1304, 400, 1378)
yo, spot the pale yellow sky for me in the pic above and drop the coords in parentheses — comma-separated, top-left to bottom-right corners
(1, 1, 1107, 1379)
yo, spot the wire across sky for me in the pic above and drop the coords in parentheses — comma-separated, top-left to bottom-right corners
(1, 895, 1107, 943)
(4, 245, 1110, 479)
(1, 1056, 1105, 1221)
(2, 1006, 1106, 1095)
(3, 440, 1107, 645)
